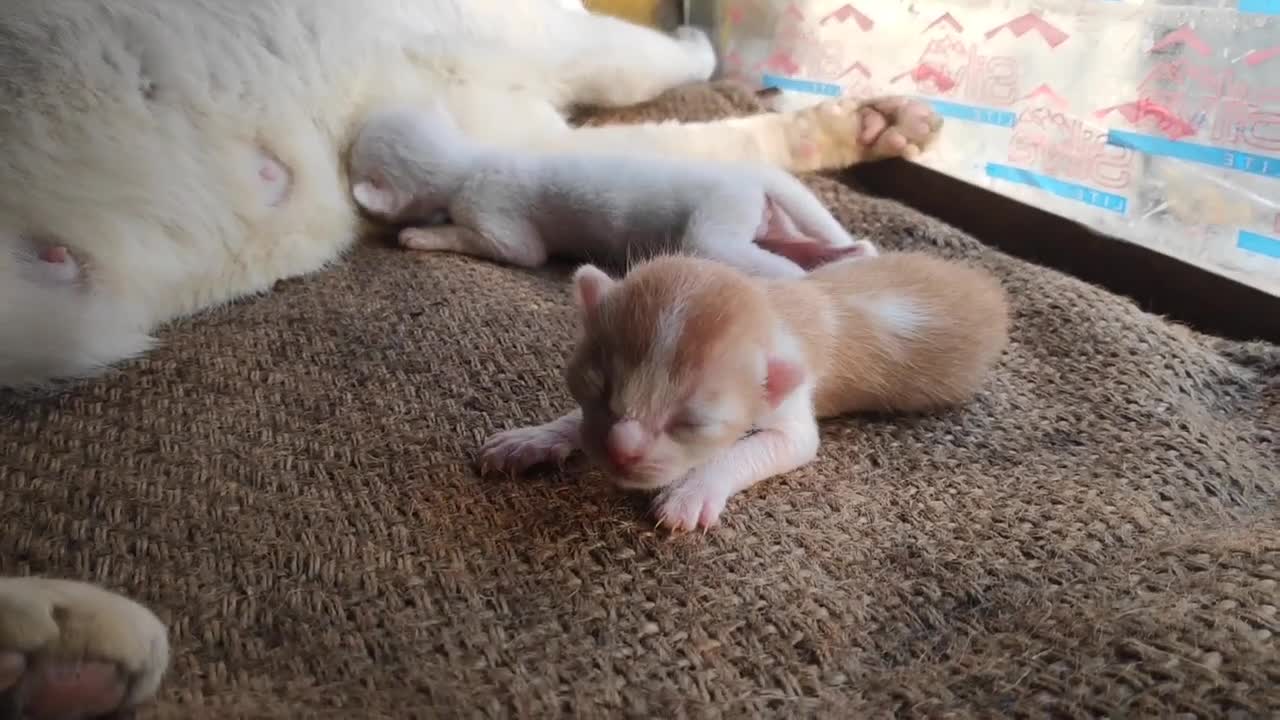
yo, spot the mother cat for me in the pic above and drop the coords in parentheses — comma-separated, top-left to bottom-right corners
(0, 0, 941, 715)
(0, 0, 939, 389)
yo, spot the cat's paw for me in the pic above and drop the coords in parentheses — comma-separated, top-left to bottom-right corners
(674, 25, 717, 82)
(653, 477, 729, 533)
(398, 227, 450, 252)
(478, 423, 579, 476)
(0, 577, 169, 720)
(780, 95, 942, 172)
(857, 96, 944, 162)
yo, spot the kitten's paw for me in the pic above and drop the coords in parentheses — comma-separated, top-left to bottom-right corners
(653, 480, 729, 533)
(398, 228, 447, 252)
(0, 577, 169, 720)
(857, 96, 943, 162)
(674, 25, 717, 82)
(755, 236, 879, 271)
(834, 239, 879, 261)
(478, 424, 579, 476)
(781, 95, 942, 172)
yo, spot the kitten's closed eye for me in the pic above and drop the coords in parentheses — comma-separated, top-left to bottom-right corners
(667, 413, 709, 434)
(581, 367, 606, 395)
(570, 364, 608, 404)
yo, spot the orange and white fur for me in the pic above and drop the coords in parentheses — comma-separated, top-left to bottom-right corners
(480, 253, 1010, 531)
(351, 105, 878, 277)
(0, 0, 941, 389)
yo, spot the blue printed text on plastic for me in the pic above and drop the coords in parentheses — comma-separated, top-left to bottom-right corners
(1107, 131, 1280, 180)
(760, 74, 842, 97)
(1239, 0, 1280, 16)
(1238, 230, 1280, 259)
(925, 100, 1017, 129)
(985, 163, 1129, 214)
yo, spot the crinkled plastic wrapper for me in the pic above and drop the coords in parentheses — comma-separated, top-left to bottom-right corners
(693, 0, 1279, 296)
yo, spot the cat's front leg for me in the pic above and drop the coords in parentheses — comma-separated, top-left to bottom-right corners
(768, 95, 944, 171)
(653, 412, 821, 532)
(399, 223, 548, 268)
(478, 410, 583, 476)
(0, 577, 169, 719)
(556, 94, 942, 172)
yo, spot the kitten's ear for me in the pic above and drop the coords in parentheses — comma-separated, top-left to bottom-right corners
(763, 357, 805, 408)
(572, 264, 615, 313)
(352, 179, 398, 217)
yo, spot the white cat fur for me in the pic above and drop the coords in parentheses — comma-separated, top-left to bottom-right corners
(0, 0, 937, 388)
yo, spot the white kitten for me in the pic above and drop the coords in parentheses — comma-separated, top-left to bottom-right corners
(349, 105, 878, 278)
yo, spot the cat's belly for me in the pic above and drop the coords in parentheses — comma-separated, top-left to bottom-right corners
(0, 0, 572, 323)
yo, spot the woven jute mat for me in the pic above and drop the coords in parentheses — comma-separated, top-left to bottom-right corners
(2, 84, 1277, 717)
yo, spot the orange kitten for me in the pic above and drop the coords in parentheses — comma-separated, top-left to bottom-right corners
(480, 252, 1011, 531)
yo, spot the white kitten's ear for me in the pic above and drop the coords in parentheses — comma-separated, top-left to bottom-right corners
(572, 264, 615, 312)
(352, 179, 397, 217)
(763, 357, 805, 408)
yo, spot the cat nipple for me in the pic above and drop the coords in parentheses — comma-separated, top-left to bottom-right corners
(38, 246, 70, 264)
(32, 243, 81, 284)
(255, 145, 293, 208)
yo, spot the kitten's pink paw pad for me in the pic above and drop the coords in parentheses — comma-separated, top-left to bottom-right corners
(478, 425, 577, 476)
(653, 486, 727, 533)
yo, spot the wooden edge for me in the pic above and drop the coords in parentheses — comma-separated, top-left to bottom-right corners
(846, 159, 1280, 345)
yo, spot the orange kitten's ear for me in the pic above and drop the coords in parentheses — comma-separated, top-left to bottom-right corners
(572, 264, 615, 312)
(764, 357, 805, 408)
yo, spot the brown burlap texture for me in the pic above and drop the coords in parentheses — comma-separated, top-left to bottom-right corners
(2, 84, 1278, 718)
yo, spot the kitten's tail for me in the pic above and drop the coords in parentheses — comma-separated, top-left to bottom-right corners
(756, 168, 860, 248)
(0, 259, 152, 389)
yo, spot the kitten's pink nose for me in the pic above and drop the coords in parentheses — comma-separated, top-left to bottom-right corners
(606, 420, 648, 469)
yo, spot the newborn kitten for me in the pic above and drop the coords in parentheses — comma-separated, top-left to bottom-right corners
(348, 104, 876, 278)
(479, 252, 1011, 531)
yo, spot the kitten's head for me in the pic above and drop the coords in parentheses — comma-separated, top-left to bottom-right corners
(565, 257, 806, 491)
(348, 104, 468, 221)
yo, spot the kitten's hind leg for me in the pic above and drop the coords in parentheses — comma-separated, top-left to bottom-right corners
(754, 197, 877, 270)
(681, 194, 807, 279)
(398, 223, 548, 268)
